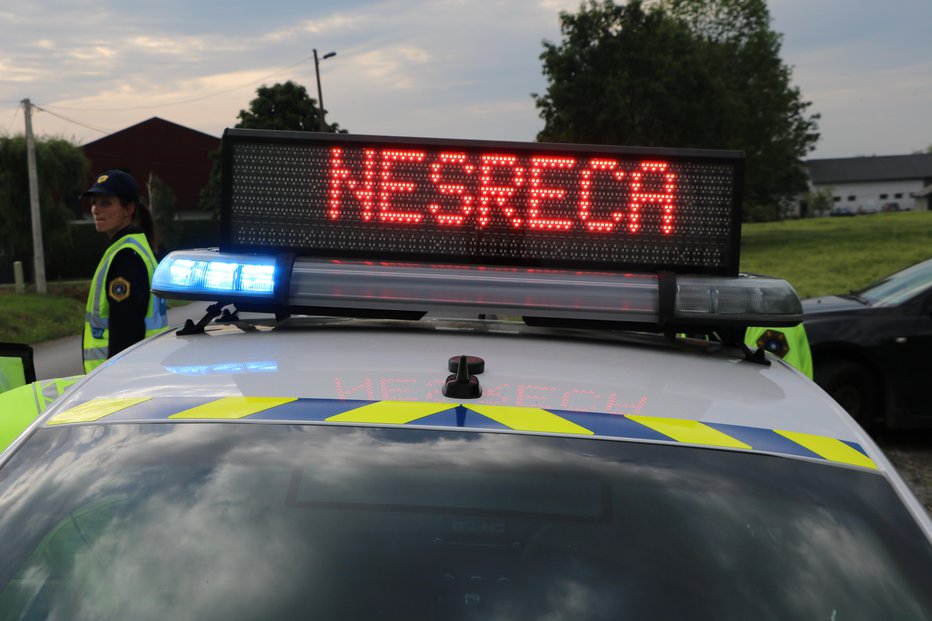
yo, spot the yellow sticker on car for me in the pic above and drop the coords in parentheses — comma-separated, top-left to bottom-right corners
(169, 396, 297, 419)
(49, 397, 151, 425)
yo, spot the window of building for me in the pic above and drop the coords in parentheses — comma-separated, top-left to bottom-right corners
(880, 193, 888, 199)
(848, 196, 856, 201)
(833, 196, 841, 202)
(894, 193, 903, 199)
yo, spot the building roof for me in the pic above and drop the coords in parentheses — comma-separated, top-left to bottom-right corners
(806, 153, 932, 185)
(81, 116, 217, 147)
(81, 117, 220, 212)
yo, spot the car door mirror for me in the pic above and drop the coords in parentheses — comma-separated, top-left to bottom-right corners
(0, 343, 36, 394)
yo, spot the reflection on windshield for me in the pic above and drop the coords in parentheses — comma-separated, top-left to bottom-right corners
(859, 258, 932, 306)
(0, 423, 929, 620)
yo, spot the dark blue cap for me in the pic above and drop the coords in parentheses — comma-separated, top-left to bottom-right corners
(82, 169, 140, 204)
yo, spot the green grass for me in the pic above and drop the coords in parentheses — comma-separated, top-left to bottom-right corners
(0, 282, 87, 344)
(0, 280, 193, 344)
(740, 211, 932, 299)
(1, 210, 930, 344)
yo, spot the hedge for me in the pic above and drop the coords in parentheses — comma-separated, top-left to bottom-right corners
(0, 217, 220, 283)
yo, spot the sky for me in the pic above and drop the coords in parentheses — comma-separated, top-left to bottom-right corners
(1, 0, 930, 160)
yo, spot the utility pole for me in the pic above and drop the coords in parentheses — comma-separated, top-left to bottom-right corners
(21, 98, 47, 294)
(313, 49, 336, 132)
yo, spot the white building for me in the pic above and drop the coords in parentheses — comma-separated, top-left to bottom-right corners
(806, 154, 932, 215)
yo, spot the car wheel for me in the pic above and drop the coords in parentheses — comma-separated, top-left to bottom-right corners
(815, 360, 881, 429)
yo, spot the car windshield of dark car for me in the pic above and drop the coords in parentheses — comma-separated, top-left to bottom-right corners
(858, 258, 932, 306)
(0, 422, 929, 621)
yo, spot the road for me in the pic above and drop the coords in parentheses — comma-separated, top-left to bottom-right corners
(31, 302, 212, 379)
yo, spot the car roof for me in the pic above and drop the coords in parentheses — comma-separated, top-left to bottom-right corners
(41, 316, 880, 472)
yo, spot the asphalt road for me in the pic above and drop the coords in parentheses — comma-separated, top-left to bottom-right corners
(31, 302, 212, 379)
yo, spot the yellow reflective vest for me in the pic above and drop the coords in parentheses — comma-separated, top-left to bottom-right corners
(0, 355, 26, 394)
(744, 324, 813, 380)
(0, 376, 80, 452)
(83, 232, 168, 373)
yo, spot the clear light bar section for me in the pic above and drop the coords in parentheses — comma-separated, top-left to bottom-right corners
(675, 275, 803, 324)
(286, 258, 803, 326)
(153, 250, 277, 298)
(289, 259, 661, 323)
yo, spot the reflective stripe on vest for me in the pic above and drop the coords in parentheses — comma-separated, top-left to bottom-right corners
(83, 233, 168, 373)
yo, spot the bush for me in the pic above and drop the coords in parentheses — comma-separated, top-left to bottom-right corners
(0, 217, 221, 284)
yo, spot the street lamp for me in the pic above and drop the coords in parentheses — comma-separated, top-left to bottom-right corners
(313, 49, 337, 132)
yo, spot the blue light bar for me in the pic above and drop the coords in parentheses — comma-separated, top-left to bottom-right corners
(152, 250, 279, 300)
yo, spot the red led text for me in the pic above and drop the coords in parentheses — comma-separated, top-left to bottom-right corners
(329, 147, 678, 235)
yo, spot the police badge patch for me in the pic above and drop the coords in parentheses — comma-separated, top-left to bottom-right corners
(108, 277, 131, 302)
(756, 329, 790, 358)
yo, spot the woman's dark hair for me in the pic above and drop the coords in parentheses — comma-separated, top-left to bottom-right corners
(119, 197, 159, 254)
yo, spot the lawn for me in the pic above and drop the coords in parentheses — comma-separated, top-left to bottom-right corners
(0, 281, 87, 344)
(740, 210, 932, 299)
(1, 210, 930, 344)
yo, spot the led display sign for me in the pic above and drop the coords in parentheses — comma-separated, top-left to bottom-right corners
(221, 129, 744, 275)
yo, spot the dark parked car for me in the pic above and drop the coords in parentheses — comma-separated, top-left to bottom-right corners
(829, 205, 855, 217)
(804, 257, 932, 429)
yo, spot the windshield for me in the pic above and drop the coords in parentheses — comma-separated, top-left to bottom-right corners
(0, 423, 929, 620)
(858, 257, 932, 306)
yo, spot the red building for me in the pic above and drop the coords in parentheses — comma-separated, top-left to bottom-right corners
(81, 117, 219, 215)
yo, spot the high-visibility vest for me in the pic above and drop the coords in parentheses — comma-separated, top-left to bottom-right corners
(745, 324, 813, 380)
(83, 233, 168, 373)
(0, 376, 80, 452)
(0, 355, 26, 394)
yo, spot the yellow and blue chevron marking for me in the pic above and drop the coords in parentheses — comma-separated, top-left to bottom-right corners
(46, 397, 876, 470)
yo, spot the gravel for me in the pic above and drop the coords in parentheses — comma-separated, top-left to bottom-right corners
(875, 429, 932, 515)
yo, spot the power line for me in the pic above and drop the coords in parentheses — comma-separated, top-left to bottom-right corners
(31, 104, 110, 135)
(41, 54, 315, 113)
(4, 103, 20, 133)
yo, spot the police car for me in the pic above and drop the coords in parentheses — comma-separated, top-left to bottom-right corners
(0, 130, 929, 620)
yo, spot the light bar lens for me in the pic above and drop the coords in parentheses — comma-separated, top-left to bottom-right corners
(153, 251, 278, 298)
(286, 258, 802, 326)
(675, 275, 802, 323)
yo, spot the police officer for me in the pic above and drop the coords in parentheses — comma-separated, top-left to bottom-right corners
(81, 170, 168, 372)
(745, 324, 813, 379)
(679, 324, 813, 379)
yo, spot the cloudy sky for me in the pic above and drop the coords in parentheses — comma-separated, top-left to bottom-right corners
(1, 0, 930, 159)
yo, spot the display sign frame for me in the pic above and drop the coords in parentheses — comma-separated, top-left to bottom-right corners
(220, 129, 744, 275)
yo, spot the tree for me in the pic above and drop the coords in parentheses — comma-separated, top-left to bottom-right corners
(199, 80, 349, 215)
(236, 81, 346, 133)
(0, 135, 88, 281)
(534, 0, 820, 221)
(147, 173, 180, 255)
(804, 187, 834, 218)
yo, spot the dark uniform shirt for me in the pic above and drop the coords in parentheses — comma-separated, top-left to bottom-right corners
(104, 226, 151, 358)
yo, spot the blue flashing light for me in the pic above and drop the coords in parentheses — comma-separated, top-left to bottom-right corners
(165, 361, 279, 375)
(241, 264, 277, 292)
(153, 251, 278, 299)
